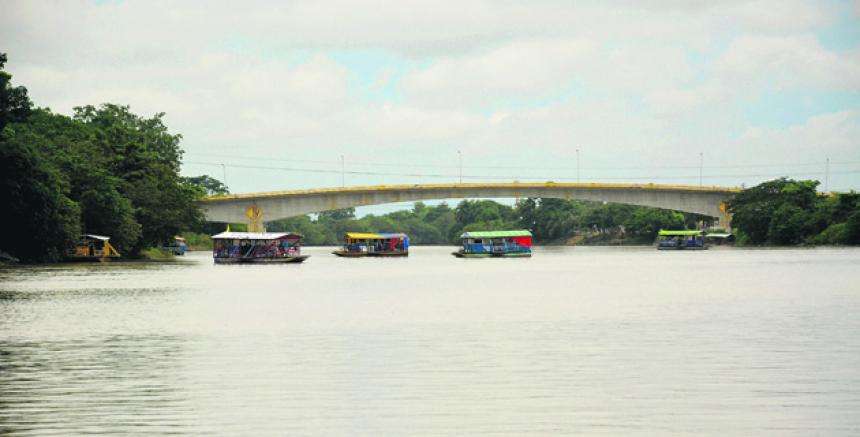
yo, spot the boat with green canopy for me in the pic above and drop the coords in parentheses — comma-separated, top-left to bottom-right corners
(453, 230, 533, 258)
(656, 229, 707, 250)
(333, 232, 409, 257)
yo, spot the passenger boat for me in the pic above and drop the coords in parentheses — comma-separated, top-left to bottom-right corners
(66, 234, 121, 262)
(162, 236, 187, 255)
(333, 232, 409, 257)
(452, 230, 533, 258)
(212, 231, 309, 263)
(704, 230, 734, 246)
(656, 229, 708, 250)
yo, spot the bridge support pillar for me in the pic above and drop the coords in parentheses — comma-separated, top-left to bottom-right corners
(245, 205, 265, 233)
(718, 202, 732, 232)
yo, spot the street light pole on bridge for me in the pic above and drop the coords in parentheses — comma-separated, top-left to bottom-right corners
(457, 150, 462, 184)
(699, 152, 703, 187)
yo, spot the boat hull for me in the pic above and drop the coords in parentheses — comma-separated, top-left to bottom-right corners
(64, 256, 118, 262)
(657, 246, 708, 251)
(332, 251, 367, 257)
(368, 251, 408, 257)
(452, 251, 530, 258)
(214, 255, 310, 264)
(333, 251, 408, 257)
(498, 252, 532, 257)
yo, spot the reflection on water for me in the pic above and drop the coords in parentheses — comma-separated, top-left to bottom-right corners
(1, 247, 859, 435)
(0, 336, 191, 434)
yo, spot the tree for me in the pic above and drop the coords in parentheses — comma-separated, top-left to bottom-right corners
(583, 203, 634, 234)
(318, 208, 356, 222)
(452, 200, 518, 240)
(412, 201, 428, 217)
(845, 208, 860, 244)
(831, 192, 859, 222)
(0, 53, 32, 130)
(183, 175, 229, 196)
(515, 198, 538, 232)
(424, 203, 456, 242)
(74, 170, 142, 253)
(623, 208, 685, 241)
(768, 204, 811, 245)
(0, 137, 80, 262)
(530, 198, 582, 242)
(0, 56, 79, 262)
(72, 104, 201, 252)
(729, 178, 823, 245)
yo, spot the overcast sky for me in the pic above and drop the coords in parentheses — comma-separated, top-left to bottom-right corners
(3, 0, 859, 204)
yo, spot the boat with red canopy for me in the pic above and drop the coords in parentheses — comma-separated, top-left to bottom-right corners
(452, 230, 533, 258)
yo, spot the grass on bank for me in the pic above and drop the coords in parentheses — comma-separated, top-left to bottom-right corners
(182, 232, 213, 250)
(140, 247, 175, 261)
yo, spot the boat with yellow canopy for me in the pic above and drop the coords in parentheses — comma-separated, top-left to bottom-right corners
(66, 234, 121, 262)
(333, 232, 409, 257)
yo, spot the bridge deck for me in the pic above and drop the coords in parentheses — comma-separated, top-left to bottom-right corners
(200, 182, 741, 203)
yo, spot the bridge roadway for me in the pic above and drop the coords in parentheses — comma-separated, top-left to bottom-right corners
(199, 182, 739, 230)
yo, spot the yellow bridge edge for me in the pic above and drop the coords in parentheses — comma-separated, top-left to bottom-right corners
(200, 182, 742, 203)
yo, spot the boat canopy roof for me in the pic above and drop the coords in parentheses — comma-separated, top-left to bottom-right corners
(658, 229, 703, 237)
(345, 232, 408, 240)
(460, 230, 532, 239)
(211, 231, 301, 240)
(704, 232, 733, 239)
(82, 234, 111, 241)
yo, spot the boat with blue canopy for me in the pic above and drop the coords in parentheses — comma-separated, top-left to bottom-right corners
(656, 229, 707, 250)
(453, 230, 533, 258)
(333, 232, 410, 257)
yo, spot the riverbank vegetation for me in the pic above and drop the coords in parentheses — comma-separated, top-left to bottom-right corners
(259, 179, 859, 248)
(4, 53, 857, 262)
(728, 178, 860, 246)
(261, 199, 707, 246)
(1, 53, 212, 262)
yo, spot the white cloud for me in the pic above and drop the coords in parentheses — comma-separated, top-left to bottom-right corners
(1, 0, 858, 192)
(401, 39, 594, 107)
(738, 110, 860, 162)
(715, 35, 860, 91)
(714, 0, 835, 33)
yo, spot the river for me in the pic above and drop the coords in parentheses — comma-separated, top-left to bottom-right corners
(1, 246, 858, 435)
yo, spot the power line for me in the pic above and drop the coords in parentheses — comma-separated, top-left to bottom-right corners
(184, 151, 860, 172)
(182, 160, 860, 182)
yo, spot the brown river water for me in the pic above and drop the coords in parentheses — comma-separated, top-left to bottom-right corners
(1, 246, 859, 435)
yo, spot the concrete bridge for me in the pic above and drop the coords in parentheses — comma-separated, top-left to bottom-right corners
(198, 182, 739, 231)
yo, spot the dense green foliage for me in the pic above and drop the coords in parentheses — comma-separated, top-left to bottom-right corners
(1, 54, 205, 262)
(181, 232, 214, 250)
(6, 51, 855, 260)
(182, 175, 229, 196)
(264, 199, 702, 246)
(728, 178, 860, 245)
(1, 137, 80, 261)
(0, 53, 32, 130)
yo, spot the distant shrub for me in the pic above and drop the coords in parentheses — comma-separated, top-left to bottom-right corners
(141, 247, 174, 261)
(809, 223, 849, 245)
(182, 232, 213, 250)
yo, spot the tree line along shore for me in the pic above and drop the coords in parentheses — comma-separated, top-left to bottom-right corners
(195, 177, 860, 249)
(2, 53, 859, 263)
